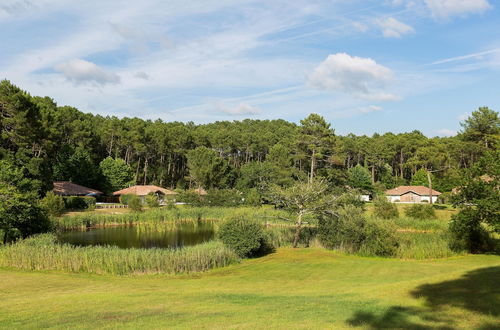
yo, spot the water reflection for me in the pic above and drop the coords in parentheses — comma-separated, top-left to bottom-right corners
(58, 222, 215, 249)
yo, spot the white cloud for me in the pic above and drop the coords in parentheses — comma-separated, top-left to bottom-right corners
(308, 53, 399, 101)
(436, 128, 456, 136)
(54, 59, 120, 85)
(376, 17, 415, 38)
(216, 102, 261, 115)
(424, 0, 491, 18)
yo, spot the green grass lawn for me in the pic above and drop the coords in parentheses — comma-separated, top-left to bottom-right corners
(1, 248, 498, 329)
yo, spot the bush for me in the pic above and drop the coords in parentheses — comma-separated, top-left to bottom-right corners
(145, 194, 160, 208)
(40, 192, 65, 216)
(206, 189, 244, 207)
(176, 191, 203, 206)
(119, 194, 133, 205)
(449, 208, 496, 253)
(63, 196, 96, 210)
(128, 195, 142, 212)
(404, 204, 436, 219)
(373, 197, 399, 219)
(218, 217, 273, 257)
(318, 205, 398, 256)
(244, 188, 261, 206)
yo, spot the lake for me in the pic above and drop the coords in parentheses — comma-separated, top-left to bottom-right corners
(57, 222, 215, 249)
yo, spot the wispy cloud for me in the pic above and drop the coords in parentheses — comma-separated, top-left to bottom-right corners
(216, 101, 261, 115)
(430, 48, 500, 65)
(436, 128, 456, 137)
(376, 17, 415, 38)
(424, 0, 492, 18)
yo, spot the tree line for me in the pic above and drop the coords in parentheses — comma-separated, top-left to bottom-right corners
(1, 79, 498, 198)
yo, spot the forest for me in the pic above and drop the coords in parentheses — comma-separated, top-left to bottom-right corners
(1, 79, 498, 199)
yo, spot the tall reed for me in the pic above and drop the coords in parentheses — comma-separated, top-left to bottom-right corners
(0, 234, 240, 275)
(55, 206, 289, 230)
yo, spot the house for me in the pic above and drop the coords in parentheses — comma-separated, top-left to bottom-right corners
(385, 185, 441, 203)
(113, 185, 177, 203)
(53, 181, 103, 196)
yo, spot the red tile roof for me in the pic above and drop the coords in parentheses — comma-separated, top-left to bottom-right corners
(385, 185, 441, 196)
(53, 181, 103, 196)
(113, 185, 177, 196)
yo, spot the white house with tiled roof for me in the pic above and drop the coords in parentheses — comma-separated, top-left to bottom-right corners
(385, 185, 441, 203)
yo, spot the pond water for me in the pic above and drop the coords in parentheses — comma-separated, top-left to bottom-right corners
(57, 222, 215, 249)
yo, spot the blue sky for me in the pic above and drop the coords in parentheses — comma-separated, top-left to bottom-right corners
(1, 0, 499, 136)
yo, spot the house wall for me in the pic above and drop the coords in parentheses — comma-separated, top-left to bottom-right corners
(386, 195, 439, 203)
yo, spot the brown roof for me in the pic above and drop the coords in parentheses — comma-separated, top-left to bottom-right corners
(113, 185, 177, 196)
(53, 181, 103, 196)
(385, 185, 441, 196)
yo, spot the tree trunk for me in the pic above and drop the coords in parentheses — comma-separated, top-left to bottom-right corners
(371, 164, 375, 184)
(292, 213, 303, 248)
(309, 149, 315, 184)
(426, 170, 433, 205)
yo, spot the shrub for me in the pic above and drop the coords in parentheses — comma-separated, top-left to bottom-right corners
(206, 189, 244, 207)
(128, 195, 142, 212)
(404, 204, 436, 219)
(373, 197, 399, 219)
(63, 196, 96, 210)
(176, 191, 203, 206)
(218, 217, 273, 257)
(119, 194, 133, 205)
(318, 205, 398, 256)
(449, 208, 495, 253)
(244, 188, 261, 206)
(40, 191, 65, 216)
(146, 194, 160, 208)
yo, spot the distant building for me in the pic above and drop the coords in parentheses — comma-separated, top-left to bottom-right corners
(385, 186, 441, 203)
(113, 185, 177, 203)
(53, 181, 103, 196)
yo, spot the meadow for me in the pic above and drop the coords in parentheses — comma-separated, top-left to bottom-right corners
(0, 248, 498, 329)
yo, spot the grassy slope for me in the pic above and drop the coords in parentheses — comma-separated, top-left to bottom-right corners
(1, 249, 498, 329)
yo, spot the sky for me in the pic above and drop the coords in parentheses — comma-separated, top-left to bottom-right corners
(1, 0, 499, 136)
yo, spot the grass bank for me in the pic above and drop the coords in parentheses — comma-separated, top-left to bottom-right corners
(0, 248, 498, 329)
(0, 234, 239, 275)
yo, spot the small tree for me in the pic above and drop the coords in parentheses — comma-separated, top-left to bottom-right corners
(269, 180, 331, 248)
(373, 197, 399, 219)
(40, 191, 65, 216)
(128, 195, 143, 212)
(347, 165, 373, 193)
(449, 151, 499, 253)
(99, 157, 134, 194)
(145, 194, 160, 208)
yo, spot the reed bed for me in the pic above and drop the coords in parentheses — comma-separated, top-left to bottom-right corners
(395, 231, 460, 259)
(391, 216, 449, 231)
(55, 206, 289, 230)
(0, 234, 240, 275)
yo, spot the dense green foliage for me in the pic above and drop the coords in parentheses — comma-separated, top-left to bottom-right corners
(145, 194, 160, 208)
(99, 157, 134, 194)
(318, 206, 399, 256)
(449, 151, 499, 253)
(347, 164, 373, 192)
(2, 80, 497, 198)
(0, 234, 239, 275)
(373, 197, 399, 219)
(218, 217, 272, 257)
(63, 196, 96, 210)
(404, 204, 436, 219)
(40, 191, 65, 217)
(128, 195, 143, 212)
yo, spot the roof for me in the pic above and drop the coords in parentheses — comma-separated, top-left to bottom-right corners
(385, 185, 441, 196)
(113, 185, 177, 196)
(53, 181, 103, 196)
